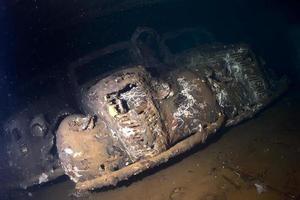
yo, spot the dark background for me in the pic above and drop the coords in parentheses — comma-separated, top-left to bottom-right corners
(1, 0, 300, 120)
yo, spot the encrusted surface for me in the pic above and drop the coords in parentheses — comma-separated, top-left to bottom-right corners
(57, 44, 287, 191)
(57, 115, 128, 183)
(174, 44, 272, 123)
(1, 100, 73, 189)
(159, 69, 221, 144)
(83, 66, 168, 162)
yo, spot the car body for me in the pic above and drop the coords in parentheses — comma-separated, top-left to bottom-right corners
(1, 27, 288, 191)
(0, 73, 75, 190)
(59, 27, 288, 191)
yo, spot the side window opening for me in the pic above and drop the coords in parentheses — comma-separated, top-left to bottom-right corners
(75, 49, 134, 86)
(12, 128, 22, 142)
(165, 30, 215, 54)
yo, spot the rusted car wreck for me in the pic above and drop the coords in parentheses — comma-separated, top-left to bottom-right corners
(57, 28, 288, 191)
(2, 27, 288, 192)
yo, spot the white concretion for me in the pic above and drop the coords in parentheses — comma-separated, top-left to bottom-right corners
(64, 148, 74, 155)
(38, 173, 48, 184)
